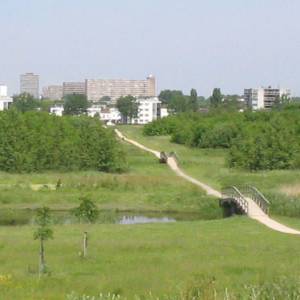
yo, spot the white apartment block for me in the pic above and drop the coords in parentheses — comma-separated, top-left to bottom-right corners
(89, 97, 162, 125)
(49, 97, 163, 125)
(43, 85, 63, 100)
(244, 87, 291, 110)
(20, 73, 39, 98)
(132, 97, 161, 125)
(0, 84, 13, 111)
(86, 75, 156, 104)
(87, 106, 121, 123)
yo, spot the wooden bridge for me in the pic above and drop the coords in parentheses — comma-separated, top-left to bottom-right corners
(220, 186, 270, 217)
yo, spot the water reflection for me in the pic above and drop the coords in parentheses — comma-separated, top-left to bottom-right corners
(119, 215, 176, 225)
(0, 209, 210, 226)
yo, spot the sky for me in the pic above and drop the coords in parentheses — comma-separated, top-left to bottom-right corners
(1, 0, 300, 97)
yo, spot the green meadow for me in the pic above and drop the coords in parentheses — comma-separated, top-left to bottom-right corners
(1, 218, 300, 299)
(1, 127, 300, 299)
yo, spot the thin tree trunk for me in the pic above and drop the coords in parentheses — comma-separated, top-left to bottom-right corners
(83, 232, 88, 258)
(39, 238, 45, 276)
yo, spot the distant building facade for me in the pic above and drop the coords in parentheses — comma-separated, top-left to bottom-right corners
(43, 85, 63, 100)
(87, 106, 121, 124)
(20, 73, 39, 98)
(245, 87, 291, 110)
(50, 105, 64, 117)
(160, 108, 169, 119)
(86, 75, 156, 104)
(0, 84, 13, 111)
(49, 96, 165, 125)
(132, 97, 161, 125)
(63, 82, 86, 97)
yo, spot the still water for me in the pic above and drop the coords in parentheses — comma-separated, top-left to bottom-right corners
(0, 209, 208, 226)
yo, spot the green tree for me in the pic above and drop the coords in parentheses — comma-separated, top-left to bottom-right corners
(189, 88, 199, 112)
(0, 110, 126, 173)
(169, 95, 190, 113)
(221, 95, 243, 111)
(278, 94, 291, 109)
(116, 95, 138, 124)
(39, 100, 63, 112)
(273, 95, 282, 110)
(158, 90, 184, 105)
(12, 93, 39, 112)
(63, 94, 89, 115)
(33, 207, 53, 276)
(273, 94, 291, 110)
(99, 96, 111, 104)
(72, 197, 99, 258)
(72, 197, 99, 223)
(210, 88, 223, 108)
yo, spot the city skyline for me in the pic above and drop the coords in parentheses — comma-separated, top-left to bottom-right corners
(1, 73, 295, 99)
(1, 0, 300, 97)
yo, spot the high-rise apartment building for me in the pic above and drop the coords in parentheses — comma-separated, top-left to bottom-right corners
(63, 82, 86, 97)
(20, 73, 39, 98)
(244, 87, 291, 110)
(42, 85, 63, 100)
(86, 75, 156, 103)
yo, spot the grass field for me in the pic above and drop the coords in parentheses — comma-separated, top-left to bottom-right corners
(2, 126, 300, 299)
(1, 217, 300, 299)
(118, 125, 300, 218)
(0, 141, 219, 217)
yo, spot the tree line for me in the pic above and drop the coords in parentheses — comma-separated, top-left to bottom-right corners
(0, 110, 126, 173)
(158, 88, 245, 113)
(12, 93, 90, 115)
(143, 104, 300, 171)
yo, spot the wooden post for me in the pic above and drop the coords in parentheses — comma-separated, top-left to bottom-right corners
(83, 232, 88, 258)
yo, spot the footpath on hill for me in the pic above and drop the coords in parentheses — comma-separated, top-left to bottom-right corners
(115, 128, 300, 235)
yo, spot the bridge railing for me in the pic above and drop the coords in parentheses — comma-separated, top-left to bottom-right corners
(221, 186, 249, 214)
(239, 186, 270, 215)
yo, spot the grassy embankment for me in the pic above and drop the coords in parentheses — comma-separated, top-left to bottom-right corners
(118, 125, 300, 219)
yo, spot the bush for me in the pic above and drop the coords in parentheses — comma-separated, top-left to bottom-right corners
(144, 109, 300, 171)
(0, 110, 126, 173)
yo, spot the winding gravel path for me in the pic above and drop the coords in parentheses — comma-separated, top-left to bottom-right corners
(115, 129, 300, 235)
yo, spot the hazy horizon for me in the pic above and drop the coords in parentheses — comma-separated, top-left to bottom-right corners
(1, 0, 300, 97)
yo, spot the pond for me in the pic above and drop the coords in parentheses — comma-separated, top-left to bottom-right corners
(0, 209, 212, 226)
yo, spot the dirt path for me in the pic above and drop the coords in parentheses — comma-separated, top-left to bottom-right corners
(116, 129, 300, 235)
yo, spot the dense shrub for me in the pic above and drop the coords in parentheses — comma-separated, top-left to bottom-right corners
(0, 110, 126, 173)
(143, 115, 180, 136)
(144, 108, 300, 170)
(144, 112, 243, 149)
(229, 121, 300, 170)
